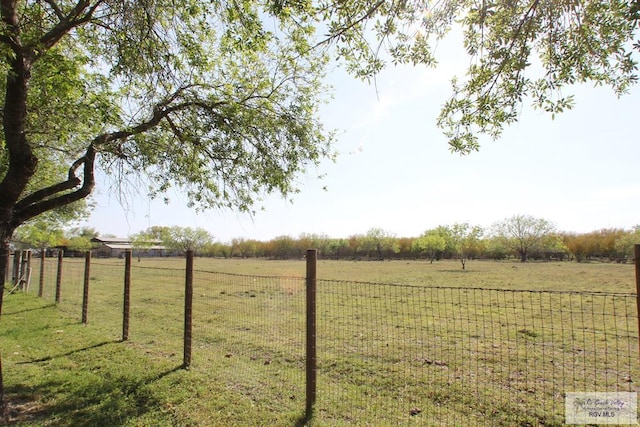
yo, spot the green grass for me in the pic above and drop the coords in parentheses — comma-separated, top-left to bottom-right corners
(105, 256, 635, 292)
(1, 293, 309, 426)
(1, 257, 638, 425)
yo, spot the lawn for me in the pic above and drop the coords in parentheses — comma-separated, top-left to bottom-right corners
(1, 257, 638, 425)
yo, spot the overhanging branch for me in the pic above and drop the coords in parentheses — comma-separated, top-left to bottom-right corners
(13, 155, 86, 212)
(11, 89, 227, 226)
(12, 145, 96, 226)
(35, 1, 103, 57)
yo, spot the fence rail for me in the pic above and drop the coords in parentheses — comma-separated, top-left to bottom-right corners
(7, 248, 640, 425)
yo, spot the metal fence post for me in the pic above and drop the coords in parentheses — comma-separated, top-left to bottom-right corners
(183, 250, 194, 369)
(55, 250, 63, 304)
(38, 250, 45, 297)
(306, 249, 317, 416)
(123, 250, 132, 341)
(81, 251, 91, 325)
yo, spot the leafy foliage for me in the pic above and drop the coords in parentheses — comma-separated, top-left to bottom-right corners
(307, 0, 639, 152)
(433, 0, 638, 152)
(131, 226, 214, 254)
(614, 226, 640, 260)
(1, 1, 639, 314)
(0, 1, 336, 240)
(413, 229, 448, 263)
(13, 218, 63, 249)
(448, 223, 485, 269)
(492, 214, 557, 262)
(358, 228, 400, 260)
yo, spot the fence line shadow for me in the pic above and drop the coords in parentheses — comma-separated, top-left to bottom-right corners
(294, 408, 314, 427)
(16, 341, 119, 365)
(3, 364, 184, 426)
(1, 303, 56, 317)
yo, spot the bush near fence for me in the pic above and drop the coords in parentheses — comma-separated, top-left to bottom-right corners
(10, 249, 640, 426)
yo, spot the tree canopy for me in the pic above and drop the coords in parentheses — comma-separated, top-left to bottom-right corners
(311, 0, 639, 152)
(492, 214, 557, 262)
(0, 1, 336, 314)
(163, 226, 215, 255)
(1, 1, 638, 315)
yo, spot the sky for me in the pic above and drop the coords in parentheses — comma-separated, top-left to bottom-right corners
(83, 32, 640, 243)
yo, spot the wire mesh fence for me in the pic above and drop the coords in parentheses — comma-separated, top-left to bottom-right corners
(193, 270, 307, 413)
(15, 251, 640, 425)
(316, 280, 639, 425)
(51, 257, 85, 318)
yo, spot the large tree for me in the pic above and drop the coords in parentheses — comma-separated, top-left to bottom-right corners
(163, 226, 214, 255)
(492, 215, 556, 262)
(360, 228, 400, 260)
(311, 0, 638, 152)
(0, 1, 334, 314)
(614, 226, 640, 261)
(1, 0, 638, 314)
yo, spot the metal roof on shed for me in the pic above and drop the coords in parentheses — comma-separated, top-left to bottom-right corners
(104, 244, 166, 250)
(104, 244, 132, 249)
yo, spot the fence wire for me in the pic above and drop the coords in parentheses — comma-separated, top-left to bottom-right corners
(19, 254, 640, 426)
(193, 271, 306, 413)
(317, 280, 639, 426)
(128, 263, 185, 354)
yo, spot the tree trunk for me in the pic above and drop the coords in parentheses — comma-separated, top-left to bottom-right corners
(0, 235, 10, 317)
(1, 351, 5, 424)
(0, 237, 7, 423)
(0, 3, 36, 317)
(520, 250, 527, 262)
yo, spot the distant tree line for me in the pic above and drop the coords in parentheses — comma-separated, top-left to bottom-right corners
(12, 216, 640, 265)
(167, 216, 640, 266)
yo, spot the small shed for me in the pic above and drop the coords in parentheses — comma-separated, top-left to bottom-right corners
(91, 237, 167, 258)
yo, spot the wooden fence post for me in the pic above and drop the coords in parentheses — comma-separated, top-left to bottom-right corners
(22, 250, 31, 292)
(0, 351, 4, 422)
(81, 251, 91, 325)
(306, 249, 317, 416)
(38, 250, 45, 297)
(123, 250, 132, 341)
(4, 249, 9, 283)
(183, 250, 194, 369)
(11, 251, 20, 285)
(635, 244, 640, 363)
(55, 250, 63, 304)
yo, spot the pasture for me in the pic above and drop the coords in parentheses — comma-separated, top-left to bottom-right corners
(1, 257, 638, 425)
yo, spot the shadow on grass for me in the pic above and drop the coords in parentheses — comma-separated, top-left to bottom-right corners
(15, 341, 118, 365)
(4, 363, 184, 426)
(294, 407, 314, 427)
(2, 303, 56, 316)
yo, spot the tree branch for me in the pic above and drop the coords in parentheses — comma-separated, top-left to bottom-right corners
(313, 0, 386, 49)
(35, 1, 104, 57)
(0, 0, 22, 52)
(12, 145, 96, 226)
(12, 90, 229, 225)
(13, 156, 85, 212)
(43, 0, 65, 20)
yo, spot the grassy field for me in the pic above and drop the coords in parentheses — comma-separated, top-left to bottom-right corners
(1, 257, 638, 426)
(98, 256, 637, 292)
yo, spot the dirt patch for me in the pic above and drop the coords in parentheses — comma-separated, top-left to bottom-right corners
(2, 396, 48, 425)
